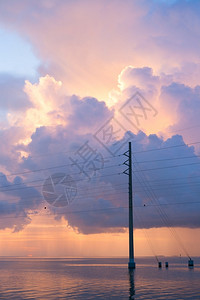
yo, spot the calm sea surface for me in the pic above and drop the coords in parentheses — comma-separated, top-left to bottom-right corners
(0, 257, 199, 299)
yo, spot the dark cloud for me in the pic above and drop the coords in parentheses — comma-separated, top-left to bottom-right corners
(66, 95, 113, 132)
(0, 74, 32, 111)
(59, 132, 200, 234)
(16, 116, 200, 234)
(0, 0, 200, 237)
(0, 71, 200, 233)
(0, 126, 28, 170)
(0, 103, 200, 234)
(0, 172, 41, 232)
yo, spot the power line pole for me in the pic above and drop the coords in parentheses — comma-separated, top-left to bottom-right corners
(123, 142, 136, 269)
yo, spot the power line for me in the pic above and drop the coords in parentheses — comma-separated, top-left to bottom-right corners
(133, 154, 200, 164)
(132, 173, 200, 184)
(133, 180, 200, 190)
(2, 139, 200, 178)
(0, 157, 199, 192)
(132, 154, 191, 258)
(0, 148, 124, 170)
(2, 180, 200, 208)
(0, 160, 123, 179)
(132, 140, 200, 154)
(135, 213, 159, 262)
(133, 161, 200, 173)
(0, 172, 124, 194)
(0, 185, 128, 205)
(165, 123, 200, 134)
(1, 198, 200, 220)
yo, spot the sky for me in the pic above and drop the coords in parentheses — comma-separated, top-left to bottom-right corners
(0, 0, 200, 258)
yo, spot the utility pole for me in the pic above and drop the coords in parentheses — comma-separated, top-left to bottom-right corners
(123, 142, 136, 269)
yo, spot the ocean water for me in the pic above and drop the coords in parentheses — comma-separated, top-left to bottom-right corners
(0, 257, 199, 299)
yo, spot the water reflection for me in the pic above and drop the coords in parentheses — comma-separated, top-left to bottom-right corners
(129, 269, 135, 299)
(0, 258, 199, 299)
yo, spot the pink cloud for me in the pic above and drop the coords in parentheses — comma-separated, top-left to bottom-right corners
(1, 0, 200, 99)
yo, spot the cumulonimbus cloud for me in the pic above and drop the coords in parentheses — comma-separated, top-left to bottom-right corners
(0, 64, 200, 233)
(0, 0, 200, 233)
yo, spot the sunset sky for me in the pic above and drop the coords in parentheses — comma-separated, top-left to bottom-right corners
(0, 0, 200, 258)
